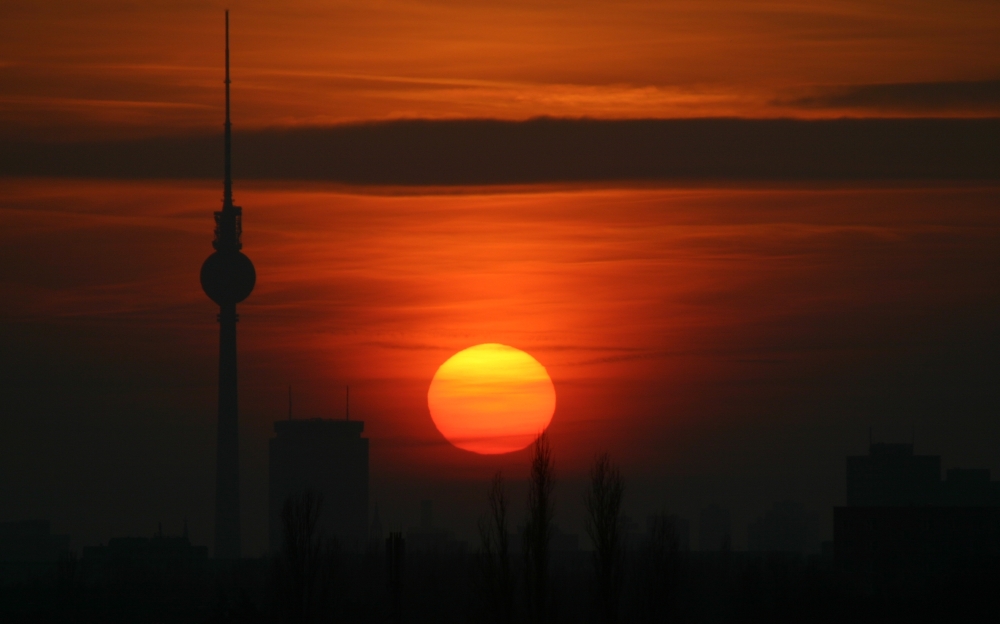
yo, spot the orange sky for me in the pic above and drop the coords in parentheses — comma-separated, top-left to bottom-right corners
(2, 2, 1000, 553)
(2, 1, 999, 139)
(3, 178, 999, 550)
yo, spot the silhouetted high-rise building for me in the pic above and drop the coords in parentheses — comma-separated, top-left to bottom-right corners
(846, 443, 940, 506)
(845, 443, 1000, 507)
(269, 418, 369, 551)
(835, 443, 1000, 584)
(200, 12, 256, 560)
(698, 504, 731, 551)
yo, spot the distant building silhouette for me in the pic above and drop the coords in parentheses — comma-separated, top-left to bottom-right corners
(646, 514, 689, 552)
(747, 501, 820, 553)
(407, 500, 466, 554)
(835, 443, 1000, 584)
(698, 505, 731, 551)
(0, 520, 70, 563)
(81, 526, 207, 585)
(269, 418, 369, 551)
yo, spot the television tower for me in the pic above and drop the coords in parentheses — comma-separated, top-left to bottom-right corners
(200, 10, 256, 560)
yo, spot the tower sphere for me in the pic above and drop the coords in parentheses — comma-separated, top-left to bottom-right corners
(201, 251, 256, 305)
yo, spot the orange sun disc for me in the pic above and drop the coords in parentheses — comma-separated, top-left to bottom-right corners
(427, 343, 556, 454)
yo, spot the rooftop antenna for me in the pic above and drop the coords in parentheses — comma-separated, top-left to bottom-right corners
(346, 385, 350, 421)
(288, 385, 292, 420)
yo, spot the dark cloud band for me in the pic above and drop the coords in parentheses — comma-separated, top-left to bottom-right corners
(780, 80, 1000, 113)
(2, 117, 998, 183)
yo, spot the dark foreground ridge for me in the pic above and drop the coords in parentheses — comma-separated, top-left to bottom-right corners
(3, 117, 999, 183)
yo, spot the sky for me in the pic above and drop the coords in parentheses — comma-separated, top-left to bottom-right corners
(1, 1, 999, 555)
(2, 0, 1000, 141)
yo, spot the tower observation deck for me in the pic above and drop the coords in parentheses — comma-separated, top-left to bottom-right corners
(200, 11, 256, 560)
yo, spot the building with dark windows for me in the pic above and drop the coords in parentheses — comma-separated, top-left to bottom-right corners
(269, 418, 369, 552)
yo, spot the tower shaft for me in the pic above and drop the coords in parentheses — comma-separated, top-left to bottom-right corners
(215, 303, 241, 559)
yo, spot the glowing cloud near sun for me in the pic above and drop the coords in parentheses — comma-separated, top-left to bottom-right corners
(427, 343, 556, 454)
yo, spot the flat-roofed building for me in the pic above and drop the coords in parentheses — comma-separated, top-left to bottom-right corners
(269, 418, 369, 552)
(846, 443, 940, 507)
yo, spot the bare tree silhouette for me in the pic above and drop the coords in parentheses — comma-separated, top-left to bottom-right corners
(478, 470, 514, 623)
(273, 491, 338, 624)
(524, 432, 554, 624)
(585, 453, 626, 624)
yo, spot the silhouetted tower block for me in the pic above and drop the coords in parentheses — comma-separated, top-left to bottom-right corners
(846, 443, 940, 506)
(835, 444, 1000, 583)
(698, 504, 731, 551)
(200, 11, 256, 560)
(269, 419, 369, 551)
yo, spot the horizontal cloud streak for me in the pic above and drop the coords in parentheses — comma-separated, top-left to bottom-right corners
(3, 117, 998, 183)
(782, 80, 1000, 113)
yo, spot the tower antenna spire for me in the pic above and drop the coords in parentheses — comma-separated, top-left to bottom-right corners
(224, 9, 232, 208)
(346, 386, 350, 421)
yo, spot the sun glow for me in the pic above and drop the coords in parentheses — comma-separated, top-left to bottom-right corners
(427, 343, 556, 455)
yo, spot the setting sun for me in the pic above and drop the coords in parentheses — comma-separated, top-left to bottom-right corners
(427, 343, 556, 455)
